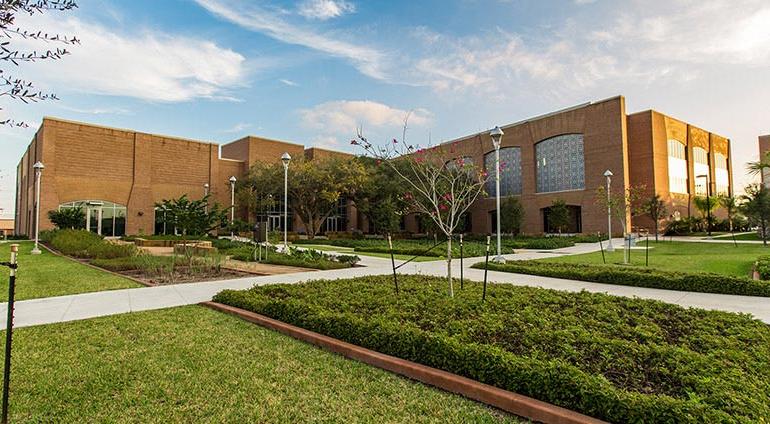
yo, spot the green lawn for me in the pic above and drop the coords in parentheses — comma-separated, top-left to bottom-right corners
(541, 240, 769, 277)
(299, 244, 440, 262)
(717, 232, 762, 241)
(3, 306, 519, 423)
(0, 241, 139, 301)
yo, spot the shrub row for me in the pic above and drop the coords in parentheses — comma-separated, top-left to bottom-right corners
(474, 260, 770, 297)
(755, 255, 770, 280)
(47, 229, 136, 259)
(213, 276, 770, 423)
(227, 246, 357, 270)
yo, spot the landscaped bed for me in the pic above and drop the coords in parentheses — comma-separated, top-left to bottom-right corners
(474, 260, 770, 297)
(1, 306, 519, 423)
(214, 275, 770, 423)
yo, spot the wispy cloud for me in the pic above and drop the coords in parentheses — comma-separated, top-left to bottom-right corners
(279, 78, 299, 87)
(12, 14, 249, 102)
(222, 122, 252, 133)
(194, 0, 387, 80)
(298, 0, 355, 20)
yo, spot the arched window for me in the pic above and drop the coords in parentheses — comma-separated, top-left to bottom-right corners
(484, 147, 522, 196)
(59, 200, 126, 237)
(714, 153, 729, 195)
(667, 140, 688, 194)
(535, 134, 584, 193)
(693, 147, 710, 196)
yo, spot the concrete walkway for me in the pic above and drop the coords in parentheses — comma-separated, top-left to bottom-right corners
(1, 238, 768, 328)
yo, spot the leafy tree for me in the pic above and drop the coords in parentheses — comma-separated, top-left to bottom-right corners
(154, 194, 228, 237)
(0, 0, 80, 127)
(47, 207, 84, 229)
(236, 161, 282, 221)
(354, 157, 408, 235)
(499, 196, 524, 235)
(719, 195, 739, 233)
(546, 199, 570, 234)
(693, 196, 719, 231)
(741, 184, 770, 246)
(643, 194, 667, 241)
(288, 157, 367, 238)
(353, 122, 487, 297)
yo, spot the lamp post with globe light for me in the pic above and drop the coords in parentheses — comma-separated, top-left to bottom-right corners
(489, 126, 505, 262)
(281, 152, 292, 251)
(604, 169, 614, 252)
(31, 162, 45, 255)
(229, 176, 236, 237)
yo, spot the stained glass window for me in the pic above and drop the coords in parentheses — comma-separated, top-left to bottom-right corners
(535, 134, 584, 193)
(484, 147, 522, 197)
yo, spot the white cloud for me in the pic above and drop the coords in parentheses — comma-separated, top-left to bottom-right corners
(12, 14, 248, 102)
(222, 122, 252, 133)
(300, 100, 431, 136)
(195, 0, 387, 80)
(298, 0, 355, 20)
(279, 78, 299, 87)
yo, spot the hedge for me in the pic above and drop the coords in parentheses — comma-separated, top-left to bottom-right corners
(755, 256, 770, 280)
(227, 246, 355, 270)
(473, 260, 770, 297)
(213, 276, 770, 423)
(48, 229, 136, 259)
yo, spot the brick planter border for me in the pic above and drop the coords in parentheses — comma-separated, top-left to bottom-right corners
(202, 301, 607, 424)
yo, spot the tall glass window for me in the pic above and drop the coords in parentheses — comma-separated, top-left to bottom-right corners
(667, 140, 688, 194)
(484, 147, 522, 197)
(714, 153, 729, 195)
(59, 200, 127, 237)
(693, 147, 710, 196)
(535, 134, 584, 193)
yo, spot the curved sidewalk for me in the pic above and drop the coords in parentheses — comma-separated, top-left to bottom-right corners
(1, 239, 768, 328)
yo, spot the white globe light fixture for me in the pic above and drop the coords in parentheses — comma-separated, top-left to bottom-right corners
(229, 176, 237, 236)
(281, 152, 292, 252)
(31, 161, 45, 255)
(489, 126, 505, 262)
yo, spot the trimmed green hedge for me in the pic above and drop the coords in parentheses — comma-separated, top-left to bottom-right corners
(48, 229, 136, 259)
(473, 260, 770, 297)
(756, 256, 770, 280)
(228, 246, 354, 270)
(213, 276, 770, 423)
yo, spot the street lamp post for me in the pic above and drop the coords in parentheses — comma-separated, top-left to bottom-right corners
(489, 126, 505, 262)
(229, 176, 236, 237)
(281, 152, 292, 252)
(31, 162, 45, 255)
(603, 170, 614, 252)
(696, 174, 712, 237)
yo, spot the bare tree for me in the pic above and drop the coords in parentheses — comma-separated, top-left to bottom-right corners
(0, 0, 80, 127)
(353, 118, 487, 297)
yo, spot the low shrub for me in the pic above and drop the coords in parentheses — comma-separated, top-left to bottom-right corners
(49, 229, 102, 257)
(474, 260, 770, 297)
(756, 256, 770, 280)
(228, 246, 354, 270)
(85, 241, 137, 259)
(213, 275, 770, 423)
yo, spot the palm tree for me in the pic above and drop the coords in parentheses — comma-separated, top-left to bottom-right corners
(693, 196, 719, 232)
(747, 152, 770, 176)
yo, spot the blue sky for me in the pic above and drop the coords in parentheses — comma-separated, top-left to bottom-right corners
(2, 0, 769, 218)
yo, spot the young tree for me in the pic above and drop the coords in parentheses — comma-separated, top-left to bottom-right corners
(287, 157, 367, 238)
(154, 194, 228, 237)
(353, 125, 487, 297)
(47, 207, 85, 229)
(741, 184, 770, 246)
(595, 184, 646, 263)
(499, 196, 524, 235)
(236, 160, 282, 222)
(546, 199, 570, 234)
(0, 0, 80, 127)
(643, 194, 667, 241)
(720, 195, 739, 233)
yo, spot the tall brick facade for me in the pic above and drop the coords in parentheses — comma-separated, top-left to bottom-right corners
(14, 97, 732, 237)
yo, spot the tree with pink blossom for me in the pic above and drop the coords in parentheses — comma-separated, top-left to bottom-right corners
(352, 120, 487, 297)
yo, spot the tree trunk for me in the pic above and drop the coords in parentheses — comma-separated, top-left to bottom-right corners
(446, 236, 454, 298)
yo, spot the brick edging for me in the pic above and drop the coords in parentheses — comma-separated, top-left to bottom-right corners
(201, 301, 608, 424)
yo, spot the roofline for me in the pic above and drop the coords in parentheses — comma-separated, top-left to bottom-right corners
(224, 135, 305, 148)
(439, 95, 623, 146)
(625, 109, 730, 141)
(42, 116, 217, 146)
(305, 146, 355, 156)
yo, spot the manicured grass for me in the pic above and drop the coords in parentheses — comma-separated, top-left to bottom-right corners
(720, 232, 762, 241)
(540, 240, 768, 277)
(2, 306, 519, 423)
(0, 241, 139, 301)
(215, 275, 770, 423)
(300, 244, 439, 262)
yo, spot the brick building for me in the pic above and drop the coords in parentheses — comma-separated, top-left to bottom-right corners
(402, 95, 732, 235)
(14, 96, 732, 237)
(13, 117, 357, 237)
